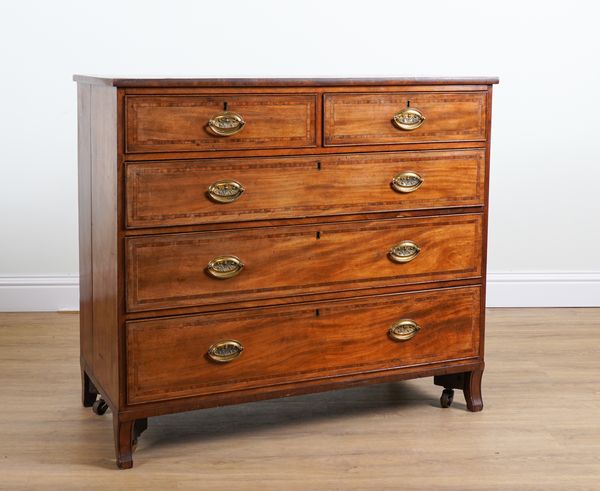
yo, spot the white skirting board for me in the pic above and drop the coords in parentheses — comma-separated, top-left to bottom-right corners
(485, 272, 600, 307)
(0, 272, 599, 311)
(0, 275, 80, 312)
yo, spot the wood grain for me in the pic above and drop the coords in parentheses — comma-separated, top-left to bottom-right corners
(73, 75, 500, 87)
(324, 91, 487, 146)
(120, 140, 486, 162)
(126, 214, 483, 312)
(125, 149, 486, 228)
(77, 77, 496, 468)
(126, 286, 480, 404)
(125, 94, 317, 153)
(85, 85, 120, 408)
(121, 278, 482, 321)
(77, 84, 93, 365)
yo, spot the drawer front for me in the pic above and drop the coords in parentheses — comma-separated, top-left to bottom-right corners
(126, 286, 481, 404)
(126, 214, 482, 312)
(324, 92, 486, 146)
(125, 94, 317, 153)
(125, 149, 485, 228)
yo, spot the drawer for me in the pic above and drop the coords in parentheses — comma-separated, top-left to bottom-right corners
(125, 149, 485, 228)
(126, 214, 482, 312)
(125, 94, 317, 153)
(324, 92, 486, 146)
(126, 286, 481, 404)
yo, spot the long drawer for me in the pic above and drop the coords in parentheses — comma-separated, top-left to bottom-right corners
(126, 286, 481, 404)
(324, 91, 487, 146)
(125, 94, 317, 153)
(126, 214, 483, 312)
(125, 149, 485, 228)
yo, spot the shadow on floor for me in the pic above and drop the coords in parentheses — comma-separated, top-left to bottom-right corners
(141, 381, 438, 449)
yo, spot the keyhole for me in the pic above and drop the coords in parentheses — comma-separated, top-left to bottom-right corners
(223, 101, 228, 111)
(315, 309, 320, 317)
(316, 231, 321, 239)
(407, 100, 410, 108)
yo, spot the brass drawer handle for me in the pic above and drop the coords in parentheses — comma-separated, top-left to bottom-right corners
(207, 111, 245, 136)
(393, 107, 425, 131)
(208, 340, 244, 362)
(207, 255, 244, 279)
(208, 179, 245, 203)
(391, 172, 423, 193)
(389, 240, 420, 263)
(389, 319, 421, 341)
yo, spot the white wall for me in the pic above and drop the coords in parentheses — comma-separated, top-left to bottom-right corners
(1, 0, 599, 310)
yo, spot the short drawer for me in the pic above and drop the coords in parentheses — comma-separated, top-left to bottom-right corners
(125, 94, 317, 153)
(126, 214, 482, 312)
(324, 91, 486, 146)
(125, 149, 485, 228)
(126, 286, 481, 404)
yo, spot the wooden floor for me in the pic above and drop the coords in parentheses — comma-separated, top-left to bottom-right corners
(1, 309, 599, 490)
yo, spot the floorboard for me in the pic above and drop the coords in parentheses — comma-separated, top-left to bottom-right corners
(1, 308, 599, 490)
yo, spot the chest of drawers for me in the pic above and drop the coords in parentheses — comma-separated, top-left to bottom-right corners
(75, 76, 498, 468)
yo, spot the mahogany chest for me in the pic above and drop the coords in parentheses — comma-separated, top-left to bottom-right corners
(74, 76, 498, 468)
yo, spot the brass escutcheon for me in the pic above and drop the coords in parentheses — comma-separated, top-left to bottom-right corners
(393, 107, 425, 131)
(207, 340, 244, 362)
(391, 171, 424, 193)
(208, 179, 245, 203)
(388, 319, 421, 341)
(389, 240, 421, 263)
(207, 255, 244, 279)
(207, 111, 245, 136)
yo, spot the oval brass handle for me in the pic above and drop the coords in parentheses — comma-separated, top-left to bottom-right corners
(208, 179, 245, 203)
(391, 172, 423, 193)
(208, 340, 244, 362)
(207, 111, 245, 136)
(389, 240, 421, 263)
(388, 319, 421, 341)
(392, 107, 425, 131)
(207, 255, 244, 279)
